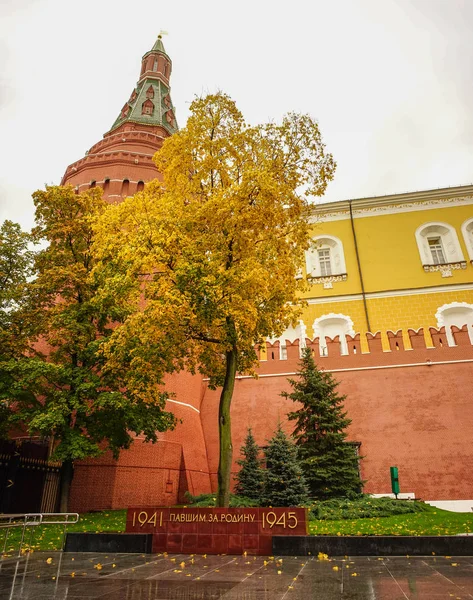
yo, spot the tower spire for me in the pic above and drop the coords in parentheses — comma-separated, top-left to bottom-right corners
(61, 35, 179, 199)
(151, 33, 167, 54)
(108, 33, 177, 135)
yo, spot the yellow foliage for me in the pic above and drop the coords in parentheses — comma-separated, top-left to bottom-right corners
(92, 92, 335, 504)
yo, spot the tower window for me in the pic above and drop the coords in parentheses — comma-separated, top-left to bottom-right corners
(89, 181, 96, 189)
(164, 63, 169, 77)
(121, 179, 130, 197)
(137, 181, 144, 192)
(317, 248, 332, 276)
(428, 237, 445, 265)
(146, 85, 155, 99)
(153, 58, 158, 71)
(142, 99, 154, 115)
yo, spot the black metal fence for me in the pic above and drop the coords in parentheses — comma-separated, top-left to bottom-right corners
(0, 440, 61, 513)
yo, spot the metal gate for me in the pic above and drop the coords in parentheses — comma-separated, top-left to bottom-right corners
(0, 440, 61, 514)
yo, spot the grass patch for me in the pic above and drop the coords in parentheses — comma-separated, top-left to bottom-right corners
(309, 505, 473, 536)
(1, 510, 126, 556)
(309, 497, 429, 521)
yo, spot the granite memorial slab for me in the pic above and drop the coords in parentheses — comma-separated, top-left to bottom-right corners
(125, 507, 308, 555)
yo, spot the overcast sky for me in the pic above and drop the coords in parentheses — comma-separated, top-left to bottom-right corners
(1, 0, 472, 230)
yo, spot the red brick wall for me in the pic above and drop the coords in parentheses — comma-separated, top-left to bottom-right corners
(201, 326, 473, 501)
(70, 326, 473, 510)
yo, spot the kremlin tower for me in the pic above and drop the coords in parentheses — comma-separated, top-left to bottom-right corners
(61, 35, 177, 200)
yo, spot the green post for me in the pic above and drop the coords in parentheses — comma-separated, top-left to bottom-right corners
(390, 466, 400, 498)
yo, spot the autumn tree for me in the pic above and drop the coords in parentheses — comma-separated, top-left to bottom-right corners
(3, 186, 176, 510)
(285, 348, 362, 498)
(92, 93, 335, 506)
(0, 220, 35, 437)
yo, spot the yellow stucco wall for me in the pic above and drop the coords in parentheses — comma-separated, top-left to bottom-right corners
(302, 202, 473, 298)
(295, 190, 473, 350)
(299, 289, 473, 351)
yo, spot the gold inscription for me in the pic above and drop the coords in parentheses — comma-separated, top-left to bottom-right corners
(262, 511, 298, 529)
(131, 510, 298, 529)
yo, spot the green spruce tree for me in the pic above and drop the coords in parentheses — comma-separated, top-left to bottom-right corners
(234, 428, 264, 502)
(285, 347, 362, 499)
(263, 424, 309, 507)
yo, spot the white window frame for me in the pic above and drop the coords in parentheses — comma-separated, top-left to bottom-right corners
(435, 302, 473, 346)
(461, 218, 473, 262)
(427, 237, 446, 265)
(267, 320, 307, 360)
(415, 222, 464, 266)
(312, 313, 355, 356)
(317, 248, 332, 276)
(305, 235, 346, 278)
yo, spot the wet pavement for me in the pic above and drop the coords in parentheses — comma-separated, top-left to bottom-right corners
(0, 551, 473, 599)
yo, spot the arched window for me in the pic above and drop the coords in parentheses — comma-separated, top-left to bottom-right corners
(89, 180, 96, 189)
(121, 179, 129, 197)
(461, 218, 473, 263)
(146, 85, 155, 99)
(305, 235, 347, 286)
(435, 302, 473, 346)
(268, 320, 307, 360)
(142, 99, 154, 116)
(153, 58, 158, 71)
(137, 181, 144, 192)
(415, 222, 465, 271)
(103, 178, 110, 194)
(312, 313, 355, 356)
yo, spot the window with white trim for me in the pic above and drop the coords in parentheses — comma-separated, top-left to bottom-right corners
(461, 218, 473, 262)
(317, 248, 332, 276)
(267, 320, 307, 360)
(436, 303, 473, 346)
(415, 222, 464, 267)
(427, 237, 446, 264)
(306, 235, 346, 279)
(312, 313, 355, 356)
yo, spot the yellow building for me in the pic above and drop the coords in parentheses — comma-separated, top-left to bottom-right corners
(272, 185, 473, 353)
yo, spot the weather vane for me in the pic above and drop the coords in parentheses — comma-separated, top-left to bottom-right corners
(158, 29, 169, 39)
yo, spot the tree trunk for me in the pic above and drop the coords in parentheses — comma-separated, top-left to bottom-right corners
(216, 346, 238, 507)
(59, 459, 74, 513)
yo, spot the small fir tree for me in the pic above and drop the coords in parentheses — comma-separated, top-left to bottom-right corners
(234, 428, 264, 501)
(285, 347, 362, 499)
(263, 424, 309, 507)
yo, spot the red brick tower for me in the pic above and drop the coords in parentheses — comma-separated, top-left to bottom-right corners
(61, 35, 177, 199)
(63, 37, 214, 511)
